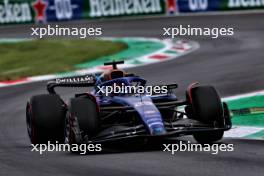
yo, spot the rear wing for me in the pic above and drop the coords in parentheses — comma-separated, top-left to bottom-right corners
(167, 84, 178, 94)
(47, 75, 96, 94)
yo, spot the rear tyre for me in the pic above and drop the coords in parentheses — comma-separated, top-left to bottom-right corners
(65, 97, 100, 145)
(187, 86, 225, 143)
(26, 94, 66, 144)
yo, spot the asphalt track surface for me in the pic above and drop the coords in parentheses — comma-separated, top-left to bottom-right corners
(0, 13, 264, 176)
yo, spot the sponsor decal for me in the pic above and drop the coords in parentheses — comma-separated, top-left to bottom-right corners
(89, 0, 163, 17)
(46, 0, 83, 21)
(144, 110, 157, 114)
(167, 0, 178, 14)
(134, 101, 153, 107)
(228, 0, 264, 8)
(189, 0, 208, 11)
(55, 75, 95, 84)
(177, 0, 220, 12)
(0, 0, 32, 24)
(32, 0, 48, 22)
(32, 0, 83, 22)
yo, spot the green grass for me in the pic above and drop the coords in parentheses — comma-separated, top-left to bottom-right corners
(227, 95, 264, 127)
(0, 39, 127, 81)
(227, 95, 264, 110)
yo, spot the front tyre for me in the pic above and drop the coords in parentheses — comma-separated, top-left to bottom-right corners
(193, 130, 224, 144)
(26, 94, 66, 144)
(187, 86, 225, 143)
(65, 97, 100, 145)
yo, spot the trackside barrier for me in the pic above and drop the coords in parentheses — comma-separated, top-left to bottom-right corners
(0, 0, 264, 25)
(168, 0, 264, 14)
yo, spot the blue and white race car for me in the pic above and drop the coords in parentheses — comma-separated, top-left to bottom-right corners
(26, 61, 232, 146)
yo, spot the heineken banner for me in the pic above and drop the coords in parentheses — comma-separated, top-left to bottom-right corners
(223, 0, 264, 10)
(0, 0, 34, 24)
(85, 0, 166, 18)
(1, 0, 264, 25)
(0, 0, 85, 24)
(0, 0, 166, 24)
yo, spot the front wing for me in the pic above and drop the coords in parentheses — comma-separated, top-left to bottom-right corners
(85, 118, 232, 144)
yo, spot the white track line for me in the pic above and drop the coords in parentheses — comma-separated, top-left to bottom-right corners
(222, 90, 264, 101)
(224, 126, 264, 138)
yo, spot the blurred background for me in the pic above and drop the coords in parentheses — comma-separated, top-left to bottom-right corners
(0, 1, 264, 176)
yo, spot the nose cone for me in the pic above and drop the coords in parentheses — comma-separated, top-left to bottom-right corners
(151, 126, 166, 135)
(113, 96, 167, 135)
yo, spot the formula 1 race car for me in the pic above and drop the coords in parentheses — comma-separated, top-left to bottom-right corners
(26, 61, 232, 146)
